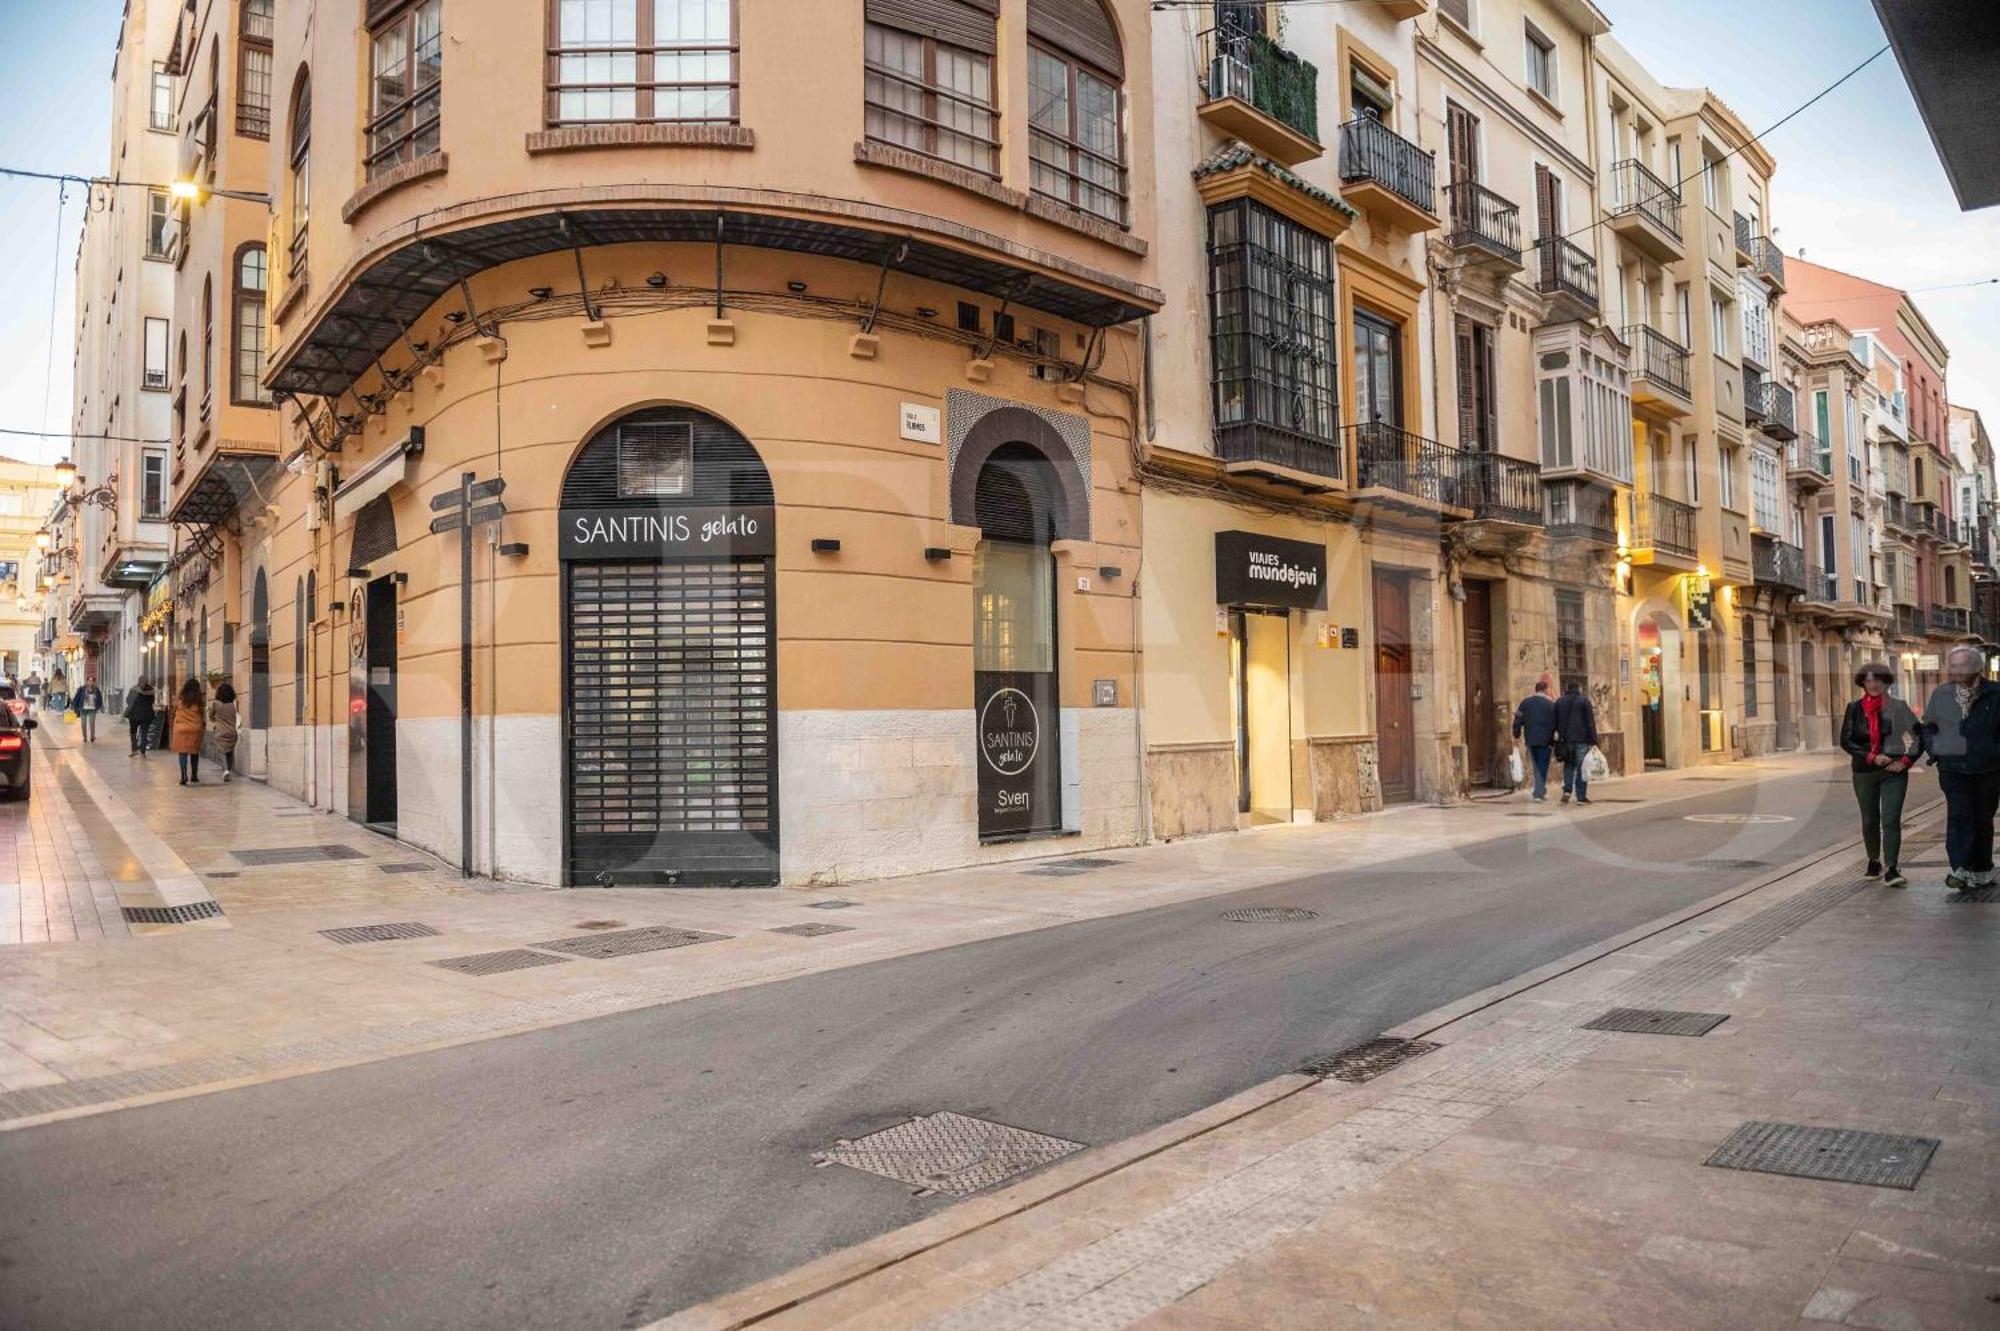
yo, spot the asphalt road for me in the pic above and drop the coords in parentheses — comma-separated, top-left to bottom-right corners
(0, 763, 1911, 1330)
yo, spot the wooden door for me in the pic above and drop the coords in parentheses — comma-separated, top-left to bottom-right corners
(1535, 164, 1561, 239)
(1446, 103, 1478, 183)
(1353, 308, 1402, 428)
(1374, 570, 1416, 803)
(1462, 580, 1496, 785)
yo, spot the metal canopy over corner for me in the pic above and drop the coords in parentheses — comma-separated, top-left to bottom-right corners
(164, 452, 282, 528)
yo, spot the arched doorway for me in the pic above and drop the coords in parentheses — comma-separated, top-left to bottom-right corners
(559, 406, 777, 886)
(1635, 603, 1682, 769)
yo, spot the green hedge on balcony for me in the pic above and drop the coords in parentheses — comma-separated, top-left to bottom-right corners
(1249, 31, 1318, 144)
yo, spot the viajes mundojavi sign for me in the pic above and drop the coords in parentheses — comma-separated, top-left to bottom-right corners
(1213, 530, 1328, 611)
(559, 506, 777, 560)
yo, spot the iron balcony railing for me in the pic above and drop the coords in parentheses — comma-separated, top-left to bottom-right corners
(1744, 371, 1768, 425)
(1885, 495, 1910, 531)
(1897, 605, 1927, 638)
(1339, 116, 1436, 217)
(1734, 211, 1755, 259)
(1630, 491, 1697, 557)
(1534, 236, 1598, 308)
(1802, 562, 1838, 603)
(1443, 180, 1521, 261)
(1934, 605, 1970, 634)
(1753, 235, 1785, 287)
(1624, 323, 1690, 398)
(1747, 376, 1796, 439)
(1546, 480, 1620, 546)
(1349, 421, 1462, 506)
(1751, 534, 1807, 594)
(1610, 159, 1683, 237)
(1786, 429, 1831, 477)
(1215, 422, 1345, 484)
(1199, 26, 1320, 145)
(1456, 452, 1543, 526)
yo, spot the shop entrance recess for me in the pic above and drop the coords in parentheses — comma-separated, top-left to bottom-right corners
(559, 408, 778, 887)
(1230, 609, 1292, 823)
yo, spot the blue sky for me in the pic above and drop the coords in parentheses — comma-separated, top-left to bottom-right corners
(0, 0, 1993, 462)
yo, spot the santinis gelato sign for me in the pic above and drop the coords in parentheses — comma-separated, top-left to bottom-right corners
(1214, 530, 1328, 610)
(559, 505, 776, 560)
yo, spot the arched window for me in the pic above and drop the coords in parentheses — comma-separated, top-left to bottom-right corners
(862, 0, 999, 176)
(233, 245, 270, 405)
(200, 275, 213, 403)
(287, 71, 311, 280)
(250, 569, 271, 729)
(1026, 0, 1127, 226)
(174, 330, 188, 450)
(294, 576, 305, 725)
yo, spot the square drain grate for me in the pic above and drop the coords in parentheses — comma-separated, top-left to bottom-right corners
(1948, 885, 1999, 903)
(1706, 1121, 1938, 1190)
(1300, 1036, 1441, 1083)
(430, 949, 571, 976)
(231, 844, 370, 866)
(1583, 1007, 1730, 1037)
(815, 1111, 1083, 1197)
(121, 901, 224, 925)
(1222, 906, 1318, 923)
(770, 923, 854, 937)
(803, 899, 859, 910)
(319, 922, 441, 945)
(378, 863, 433, 874)
(531, 925, 729, 959)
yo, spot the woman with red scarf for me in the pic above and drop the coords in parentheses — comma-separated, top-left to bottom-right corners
(1839, 662, 1924, 887)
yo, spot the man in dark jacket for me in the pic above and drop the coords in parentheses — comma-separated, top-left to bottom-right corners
(1922, 645, 2000, 891)
(1553, 680, 1599, 805)
(1512, 680, 1558, 801)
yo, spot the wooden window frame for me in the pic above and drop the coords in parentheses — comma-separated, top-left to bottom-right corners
(545, 0, 740, 128)
(231, 243, 272, 408)
(1523, 20, 1556, 103)
(141, 449, 169, 519)
(149, 61, 176, 132)
(1027, 42, 1129, 228)
(366, 0, 444, 179)
(287, 73, 310, 282)
(863, 21, 1001, 178)
(238, 1, 274, 140)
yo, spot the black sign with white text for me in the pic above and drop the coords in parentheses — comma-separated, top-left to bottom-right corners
(975, 670, 1061, 840)
(1214, 530, 1328, 610)
(559, 505, 777, 561)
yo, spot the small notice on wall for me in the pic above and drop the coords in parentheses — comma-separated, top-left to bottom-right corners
(900, 403, 942, 444)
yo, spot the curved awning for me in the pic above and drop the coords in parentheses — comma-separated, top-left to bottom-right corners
(271, 206, 1160, 399)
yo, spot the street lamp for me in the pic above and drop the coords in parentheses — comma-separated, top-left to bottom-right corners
(169, 179, 272, 207)
(34, 531, 50, 550)
(53, 458, 77, 487)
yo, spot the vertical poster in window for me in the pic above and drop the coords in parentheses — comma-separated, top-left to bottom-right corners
(974, 670, 1059, 840)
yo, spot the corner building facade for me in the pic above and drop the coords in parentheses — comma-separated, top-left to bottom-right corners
(252, 0, 1160, 885)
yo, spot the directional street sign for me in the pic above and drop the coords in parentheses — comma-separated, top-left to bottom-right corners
(428, 471, 511, 879)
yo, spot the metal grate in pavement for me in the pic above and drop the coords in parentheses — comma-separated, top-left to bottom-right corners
(1705, 1121, 1938, 1190)
(1947, 885, 1999, 903)
(319, 922, 440, 945)
(770, 923, 854, 937)
(231, 844, 369, 866)
(1221, 906, 1318, 923)
(803, 899, 858, 910)
(1689, 859, 1771, 871)
(378, 863, 433, 874)
(429, 949, 571, 976)
(1682, 776, 1730, 781)
(121, 901, 224, 925)
(205, 871, 240, 879)
(1299, 1036, 1441, 1082)
(1022, 857, 1125, 877)
(814, 1111, 1083, 1197)
(1582, 1007, 1729, 1037)
(531, 925, 729, 959)
(1508, 811, 1553, 818)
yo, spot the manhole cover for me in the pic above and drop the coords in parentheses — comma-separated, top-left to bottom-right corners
(804, 899, 858, 910)
(1583, 1007, 1730, 1037)
(1948, 886, 2000, 903)
(1689, 859, 1771, 871)
(771, 922, 855, 937)
(1299, 1037, 1441, 1082)
(815, 1112, 1083, 1197)
(531, 925, 729, 959)
(121, 901, 224, 925)
(429, 949, 571, 976)
(231, 844, 370, 866)
(1705, 1121, 1938, 1189)
(1221, 906, 1319, 923)
(319, 922, 440, 944)
(378, 863, 432, 874)
(1684, 813, 1793, 824)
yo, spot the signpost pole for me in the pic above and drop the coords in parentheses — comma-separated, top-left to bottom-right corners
(459, 471, 474, 879)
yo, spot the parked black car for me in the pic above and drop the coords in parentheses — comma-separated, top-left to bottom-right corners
(0, 704, 34, 800)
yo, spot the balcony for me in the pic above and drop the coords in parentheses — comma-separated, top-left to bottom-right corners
(1751, 235, 1786, 292)
(1534, 236, 1599, 319)
(1607, 159, 1684, 262)
(1885, 496, 1912, 533)
(1625, 323, 1690, 412)
(1545, 478, 1621, 547)
(1802, 562, 1839, 604)
(1215, 422, 1345, 491)
(1786, 430, 1831, 489)
(1197, 28, 1321, 166)
(1746, 376, 1796, 440)
(1733, 212, 1756, 268)
(1933, 605, 1971, 635)
(1751, 534, 1807, 595)
(1628, 491, 1698, 564)
(1896, 605, 1926, 638)
(1443, 181, 1522, 267)
(1455, 452, 1543, 527)
(1349, 422, 1466, 512)
(1337, 116, 1439, 233)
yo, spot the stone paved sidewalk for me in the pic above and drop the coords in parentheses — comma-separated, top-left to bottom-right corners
(0, 718, 1862, 1130)
(662, 813, 2000, 1331)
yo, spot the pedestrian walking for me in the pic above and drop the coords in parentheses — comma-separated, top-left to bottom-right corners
(127, 678, 157, 755)
(48, 672, 67, 713)
(1840, 662, 1922, 888)
(169, 678, 207, 786)
(207, 682, 240, 782)
(1553, 679, 1599, 805)
(1921, 644, 2000, 892)
(22, 671, 40, 714)
(1511, 679, 1558, 801)
(73, 680, 103, 743)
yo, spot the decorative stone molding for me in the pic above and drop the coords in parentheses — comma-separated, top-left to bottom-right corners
(340, 152, 450, 224)
(854, 141, 1026, 209)
(1021, 193, 1149, 257)
(526, 124, 755, 155)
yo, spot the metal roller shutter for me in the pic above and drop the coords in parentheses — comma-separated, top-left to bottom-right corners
(566, 559, 777, 887)
(1027, 0, 1124, 78)
(866, 0, 1000, 53)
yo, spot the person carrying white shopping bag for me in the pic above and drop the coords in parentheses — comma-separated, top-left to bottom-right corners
(1552, 679, 1599, 806)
